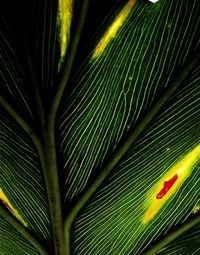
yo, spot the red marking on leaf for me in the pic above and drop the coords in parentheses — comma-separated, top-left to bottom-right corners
(156, 174, 178, 199)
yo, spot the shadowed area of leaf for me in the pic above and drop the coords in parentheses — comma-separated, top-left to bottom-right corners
(157, 223, 200, 255)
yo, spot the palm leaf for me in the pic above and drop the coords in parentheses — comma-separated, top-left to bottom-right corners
(0, 0, 200, 254)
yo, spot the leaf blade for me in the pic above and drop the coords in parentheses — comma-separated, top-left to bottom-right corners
(71, 65, 200, 254)
(59, 0, 200, 203)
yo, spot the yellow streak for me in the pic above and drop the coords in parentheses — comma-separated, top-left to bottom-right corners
(92, 0, 137, 59)
(0, 188, 27, 226)
(57, 0, 73, 68)
(142, 144, 200, 224)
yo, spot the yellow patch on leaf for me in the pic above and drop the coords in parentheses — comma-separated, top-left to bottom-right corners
(57, 0, 73, 69)
(192, 204, 200, 214)
(0, 188, 27, 226)
(92, 0, 137, 59)
(142, 144, 200, 224)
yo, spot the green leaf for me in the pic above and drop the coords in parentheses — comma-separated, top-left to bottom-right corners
(0, 216, 40, 255)
(59, 0, 200, 201)
(0, 109, 51, 241)
(69, 66, 200, 254)
(0, 0, 200, 254)
(157, 224, 200, 255)
(158, 225, 200, 255)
